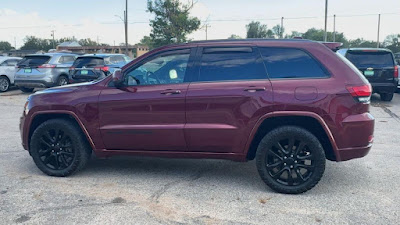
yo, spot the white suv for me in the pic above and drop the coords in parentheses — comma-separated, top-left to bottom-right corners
(0, 57, 21, 92)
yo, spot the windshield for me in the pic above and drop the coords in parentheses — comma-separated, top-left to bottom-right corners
(346, 51, 394, 68)
(73, 57, 104, 68)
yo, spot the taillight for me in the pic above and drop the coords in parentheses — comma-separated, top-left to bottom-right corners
(394, 65, 398, 78)
(346, 84, 372, 103)
(69, 66, 75, 70)
(94, 66, 109, 72)
(38, 64, 56, 68)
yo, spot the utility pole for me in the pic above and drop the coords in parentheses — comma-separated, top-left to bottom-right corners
(324, 0, 328, 42)
(51, 30, 55, 49)
(280, 17, 284, 39)
(204, 24, 210, 40)
(14, 37, 16, 50)
(377, 14, 381, 48)
(125, 0, 128, 55)
(97, 36, 100, 45)
(333, 14, 336, 42)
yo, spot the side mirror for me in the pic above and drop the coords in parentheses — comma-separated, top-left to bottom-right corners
(112, 70, 124, 88)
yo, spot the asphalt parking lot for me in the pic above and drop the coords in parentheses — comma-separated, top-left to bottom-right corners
(0, 88, 399, 225)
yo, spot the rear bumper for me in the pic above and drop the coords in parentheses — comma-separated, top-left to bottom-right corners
(334, 112, 375, 161)
(15, 80, 54, 88)
(371, 82, 396, 93)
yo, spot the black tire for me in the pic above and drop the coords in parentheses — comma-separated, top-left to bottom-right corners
(380, 92, 394, 101)
(30, 119, 91, 177)
(19, 87, 34, 93)
(256, 126, 326, 194)
(57, 75, 69, 86)
(0, 76, 10, 92)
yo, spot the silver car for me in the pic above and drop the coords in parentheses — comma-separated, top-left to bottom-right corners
(0, 57, 21, 92)
(14, 53, 77, 93)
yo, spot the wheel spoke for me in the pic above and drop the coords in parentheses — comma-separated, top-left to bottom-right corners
(59, 155, 69, 168)
(39, 149, 51, 157)
(45, 131, 55, 144)
(287, 170, 294, 185)
(297, 154, 313, 160)
(296, 164, 314, 170)
(295, 169, 305, 181)
(42, 154, 52, 165)
(268, 149, 283, 161)
(54, 129, 61, 142)
(287, 138, 295, 154)
(266, 161, 283, 168)
(274, 142, 287, 155)
(272, 167, 286, 178)
(53, 155, 60, 169)
(60, 151, 73, 157)
(294, 141, 306, 156)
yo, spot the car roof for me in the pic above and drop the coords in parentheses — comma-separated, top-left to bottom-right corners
(25, 53, 77, 57)
(80, 54, 125, 58)
(341, 48, 393, 52)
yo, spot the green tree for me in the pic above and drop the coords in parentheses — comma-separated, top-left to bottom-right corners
(139, 35, 154, 49)
(272, 25, 285, 38)
(0, 41, 13, 51)
(347, 38, 377, 48)
(383, 34, 400, 53)
(246, 21, 273, 38)
(147, 0, 201, 48)
(20, 36, 53, 51)
(301, 28, 348, 46)
(78, 38, 98, 46)
(227, 34, 242, 39)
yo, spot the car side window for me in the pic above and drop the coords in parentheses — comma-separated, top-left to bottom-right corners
(259, 47, 329, 79)
(60, 56, 75, 64)
(124, 52, 189, 86)
(0, 59, 18, 66)
(111, 55, 125, 64)
(198, 47, 267, 82)
(0, 61, 7, 66)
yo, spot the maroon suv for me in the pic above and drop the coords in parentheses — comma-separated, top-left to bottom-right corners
(20, 39, 374, 194)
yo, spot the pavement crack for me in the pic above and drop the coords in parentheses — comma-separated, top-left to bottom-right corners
(381, 105, 400, 122)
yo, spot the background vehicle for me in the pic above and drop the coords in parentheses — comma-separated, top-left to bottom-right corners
(338, 48, 398, 101)
(14, 53, 77, 93)
(0, 56, 21, 92)
(21, 39, 374, 194)
(69, 54, 129, 83)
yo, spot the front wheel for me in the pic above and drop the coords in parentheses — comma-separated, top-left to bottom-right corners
(57, 76, 69, 86)
(256, 126, 326, 194)
(380, 92, 394, 101)
(0, 76, 10, 92)
(30, 119, 91, 176)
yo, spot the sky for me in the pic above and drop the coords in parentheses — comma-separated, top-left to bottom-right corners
(0, 0, 399, 48)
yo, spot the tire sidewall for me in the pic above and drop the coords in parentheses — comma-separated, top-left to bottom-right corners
(30, 119, 89, 176)
(256, 126, 326, 194)
(0, 76, 10, 92)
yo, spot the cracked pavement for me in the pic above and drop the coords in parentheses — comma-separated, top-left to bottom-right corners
(0, 88, 400, 224)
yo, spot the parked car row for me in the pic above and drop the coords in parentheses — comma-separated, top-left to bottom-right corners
(0, 53, 130, 92)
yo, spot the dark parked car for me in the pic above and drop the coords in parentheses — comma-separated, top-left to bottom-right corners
(21, 39, 374, 194)
(14, 53, 77, 93)
(338, 48, 398, 101)
(69, 54, 129, 83)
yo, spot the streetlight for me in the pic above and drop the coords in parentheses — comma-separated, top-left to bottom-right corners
(114, 0, 128, 55)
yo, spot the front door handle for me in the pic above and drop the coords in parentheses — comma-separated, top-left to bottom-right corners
(160, 89, 181, 95)
(244, 86, 266, 92)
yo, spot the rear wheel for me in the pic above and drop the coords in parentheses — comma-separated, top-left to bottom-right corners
(0, 76, 10, 92)
(380, 92, 394, 101)
(57, 75, 69, 86)
(256, 126, 326, 194)
(19, 87, 34, 93)
(30, 119, 91, 177)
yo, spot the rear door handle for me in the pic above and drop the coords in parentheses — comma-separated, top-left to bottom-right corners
(244, 87, 266, 92)
(161, 89, 181, 95)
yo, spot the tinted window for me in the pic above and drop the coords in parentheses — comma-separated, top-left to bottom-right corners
(260, 48, 329, 79)
(125, 52, 189, 86)
(18, 56, 50, 67)
(199, 47, 266, 82)
(72, 57, 104, 68)
(6, 59, 20, 66)
(346, 51, 394, 68)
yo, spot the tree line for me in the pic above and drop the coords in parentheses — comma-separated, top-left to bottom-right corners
(0, 0, 399, 54)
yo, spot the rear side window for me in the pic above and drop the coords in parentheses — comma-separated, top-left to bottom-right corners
(198, 47, 267, 82)
(259, 48, 329, 79)
(59, 56, 75, 64)
(18, 56, 50, 67)
(73, 57, 104, 68)
(110, 55, 126, 64)
(346, 51, 394, 68)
